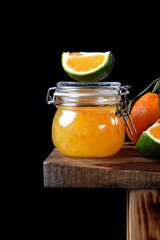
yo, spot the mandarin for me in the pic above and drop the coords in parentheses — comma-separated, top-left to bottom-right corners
(135, 119, 160, 158)
(62, 51, 115, 82)
(126, 92, 160, 143)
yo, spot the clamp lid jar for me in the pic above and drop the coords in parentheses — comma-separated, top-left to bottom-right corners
(47, 82, 136, 158)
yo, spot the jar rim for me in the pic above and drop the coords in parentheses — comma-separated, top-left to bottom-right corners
(56, 81, 121, 90)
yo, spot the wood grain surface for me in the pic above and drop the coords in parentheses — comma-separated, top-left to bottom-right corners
(43, 142, 160, 188)
(127, 189, 160, 240)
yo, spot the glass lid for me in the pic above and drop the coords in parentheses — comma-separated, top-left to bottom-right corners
(46, 81, 131, 106)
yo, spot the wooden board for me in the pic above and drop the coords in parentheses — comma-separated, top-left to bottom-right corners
(43, 142, 160, 188)
(127, 189, 160, 240)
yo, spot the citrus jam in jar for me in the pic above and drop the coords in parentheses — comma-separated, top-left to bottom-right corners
(46, 82, 135, 158)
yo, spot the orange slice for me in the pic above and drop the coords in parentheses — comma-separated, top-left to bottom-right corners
(136, 119, 160, 158)
(62, 51, 115, 82)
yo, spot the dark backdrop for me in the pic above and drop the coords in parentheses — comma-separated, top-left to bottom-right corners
(24, 5, 159, 239)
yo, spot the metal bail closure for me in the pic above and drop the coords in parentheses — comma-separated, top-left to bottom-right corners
(116, 86, 137, 137)
(121, 100, 137, 137)
(46, 87, 56, 105)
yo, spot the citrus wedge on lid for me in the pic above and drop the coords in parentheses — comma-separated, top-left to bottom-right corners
(62, 51, 115, 82)
(135, 119, 160, 158)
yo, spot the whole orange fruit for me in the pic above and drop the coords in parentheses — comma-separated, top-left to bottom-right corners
(126, 92, 160, 143)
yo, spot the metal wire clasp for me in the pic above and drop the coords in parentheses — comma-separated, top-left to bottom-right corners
(46, 87, 56, 105)
(116, 86, 137, 137)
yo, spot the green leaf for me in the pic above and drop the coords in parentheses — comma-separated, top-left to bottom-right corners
(152, 78, 160, 93)
(128, 77, 160, 113)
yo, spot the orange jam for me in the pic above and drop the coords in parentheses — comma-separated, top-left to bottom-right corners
(47, 82, 131, 158)
(52, 106, 125, 158)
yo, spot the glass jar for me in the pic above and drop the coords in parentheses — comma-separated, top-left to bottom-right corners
(46, 82, 136, 158)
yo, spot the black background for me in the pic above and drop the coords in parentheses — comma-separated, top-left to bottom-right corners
(14, 3, 159, 239)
